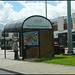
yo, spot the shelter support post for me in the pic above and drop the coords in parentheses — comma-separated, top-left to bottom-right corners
(19, 32, 21, 57)
(22, 32, 27, 60)
(22, 32, 24, 60)
(38, 30, 41, 58)
(4, 30, 6, 58)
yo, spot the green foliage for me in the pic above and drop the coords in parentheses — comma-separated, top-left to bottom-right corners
(33, 54, 75, 66)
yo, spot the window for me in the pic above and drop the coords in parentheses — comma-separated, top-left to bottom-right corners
(53, 21, 58, 31)
(73, 18, 75, 23)
(64, 24, 67, 30)
(64, 18, 72, 24)
(53, 25, 58, 31)
(64, 18, 73, 30)
(64, 19, 67, 24)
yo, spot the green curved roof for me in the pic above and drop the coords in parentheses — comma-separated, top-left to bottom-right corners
(4, 15, 52, 32)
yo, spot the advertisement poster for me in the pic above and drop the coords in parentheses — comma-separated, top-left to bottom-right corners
(23, 31, 39, 46)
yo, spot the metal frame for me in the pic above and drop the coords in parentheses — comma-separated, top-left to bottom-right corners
(4, 29, 6, 58)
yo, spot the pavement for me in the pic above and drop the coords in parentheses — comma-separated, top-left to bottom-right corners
(0, 49, 75, 74)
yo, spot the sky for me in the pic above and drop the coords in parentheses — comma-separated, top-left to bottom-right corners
(0, 1, 75, 28)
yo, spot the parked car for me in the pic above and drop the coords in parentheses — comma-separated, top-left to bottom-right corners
(1, 45, 12, 50)
(54, 38, 65, 54)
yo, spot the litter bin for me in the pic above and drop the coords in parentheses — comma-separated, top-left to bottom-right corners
(23, 45, 30, 60)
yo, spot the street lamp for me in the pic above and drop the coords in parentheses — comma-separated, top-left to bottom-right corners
(45, 0, 47, 18)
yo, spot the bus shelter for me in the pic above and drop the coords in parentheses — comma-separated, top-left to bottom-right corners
(3, 15, 54, 60)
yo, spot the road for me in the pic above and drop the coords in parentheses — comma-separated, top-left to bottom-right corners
(0, 48, 14, 59)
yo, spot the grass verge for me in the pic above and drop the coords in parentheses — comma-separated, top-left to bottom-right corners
(33, 54, 75, 66)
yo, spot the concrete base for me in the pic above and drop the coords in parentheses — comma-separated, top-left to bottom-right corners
(64, 47, 75, 55)
(63, 53, 75, 55)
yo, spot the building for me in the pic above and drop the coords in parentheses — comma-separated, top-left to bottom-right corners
(51, 13, 75, 32)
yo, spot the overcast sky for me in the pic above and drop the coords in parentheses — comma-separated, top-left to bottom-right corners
(0, 1, 75, 26)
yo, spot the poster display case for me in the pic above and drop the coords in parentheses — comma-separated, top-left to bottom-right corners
(23, 31, 39, 46)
